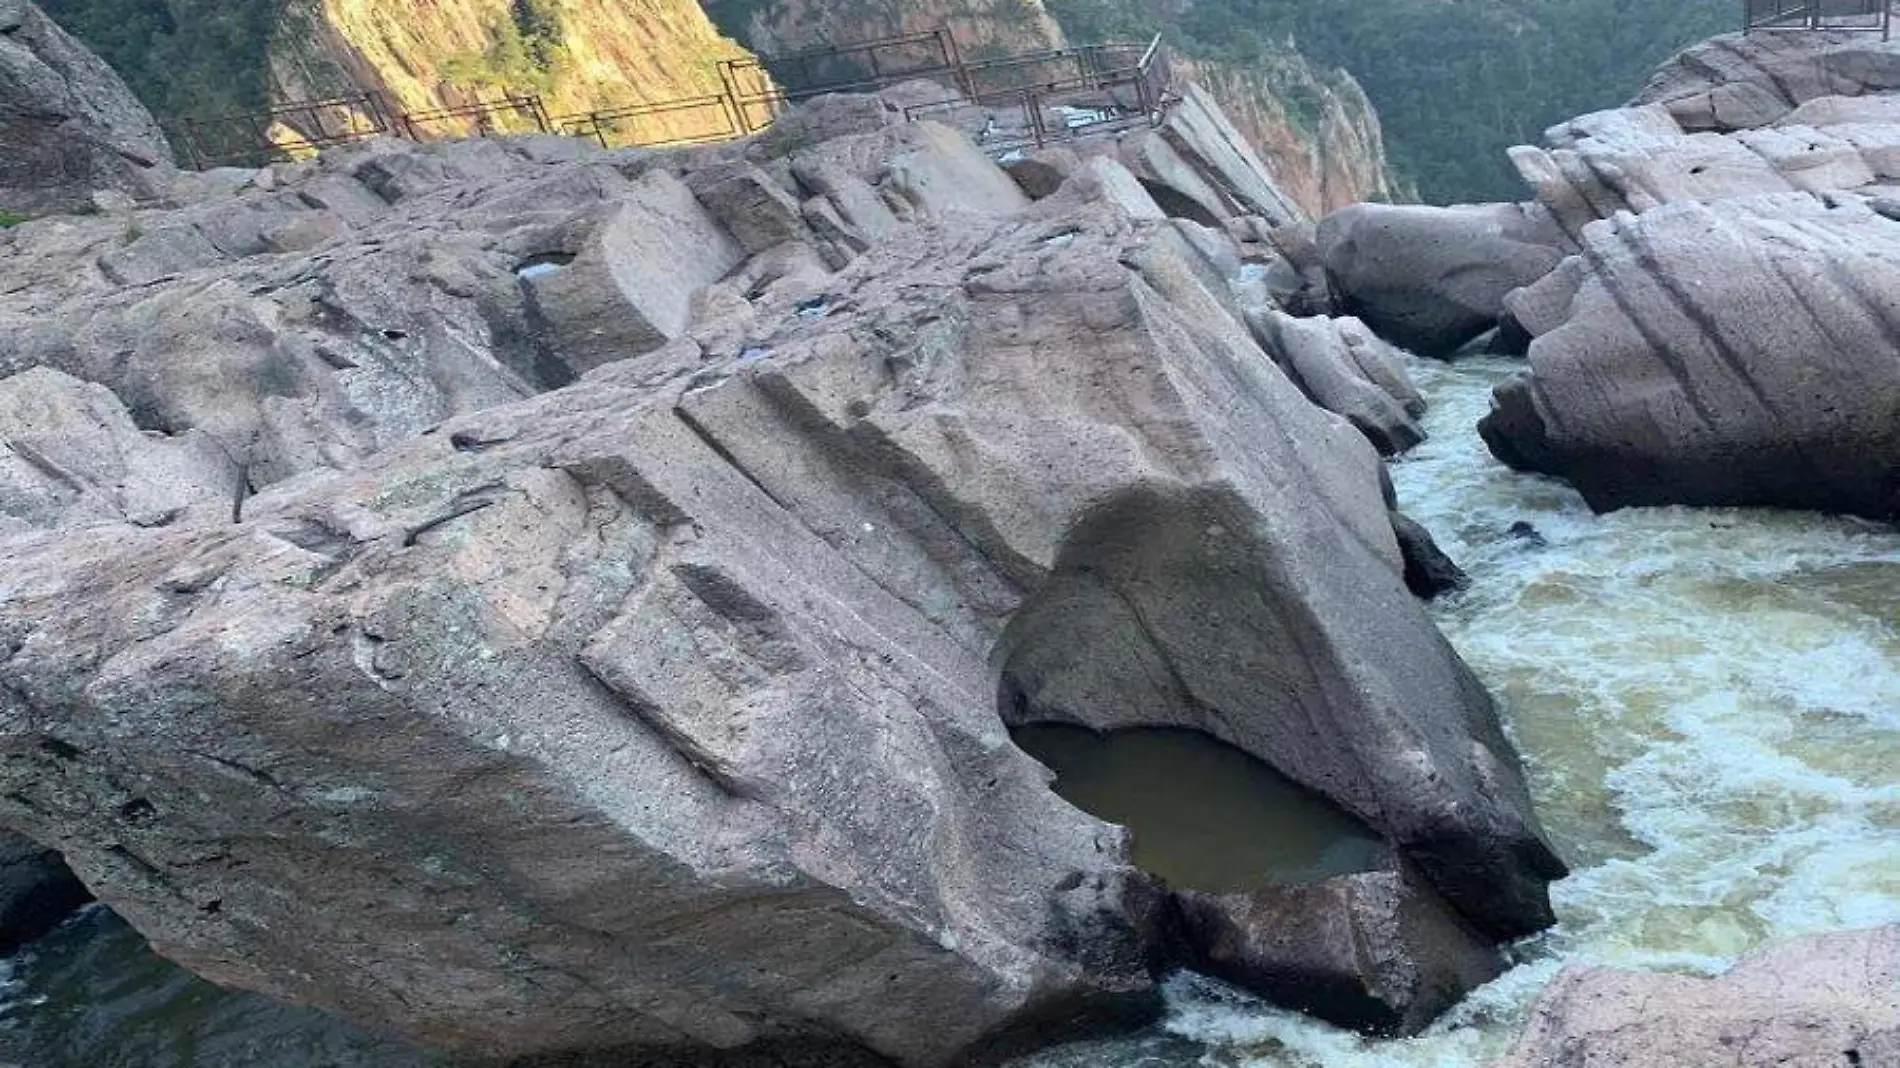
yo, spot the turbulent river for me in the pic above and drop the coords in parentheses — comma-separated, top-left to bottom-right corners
(4, 357, 1897, 1067)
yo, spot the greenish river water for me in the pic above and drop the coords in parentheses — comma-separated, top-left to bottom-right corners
(4, 357, 1896, 1067)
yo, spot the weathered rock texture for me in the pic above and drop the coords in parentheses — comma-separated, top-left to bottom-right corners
(1496, 925, 1900, 1068)
(1635, 26, 1900, 134)
(0, 0, 173, 214)
(1485, 29, 1900, 518)
(1175, 857, 1501, 1037)
(0, 88, 1558, 1065)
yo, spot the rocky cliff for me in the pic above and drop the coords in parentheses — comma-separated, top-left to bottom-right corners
(1176, 53, 1403, 216)
(0, 0, 173, 214)
(0, 80, 1560, 1064)
(280, 0, 761, 137)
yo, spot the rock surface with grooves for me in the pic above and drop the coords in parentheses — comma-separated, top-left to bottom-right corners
(0, 86, 1560, 1065)
(1484, 30, 1900, 518)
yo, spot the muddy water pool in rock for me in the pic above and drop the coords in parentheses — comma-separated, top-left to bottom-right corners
(3, 357, 1897, 1066)
(1028, 355, 1900, 1067)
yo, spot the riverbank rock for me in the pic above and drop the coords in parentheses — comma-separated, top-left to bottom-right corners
(1481, 195, 1900, 517)
(0, 0, 174, 216)
(1486, 28, 1900, 518)
(0, 89, 1559, 1065)
(1314, 203, 1566, 357)
(1247, 310, 1425, 455)
(1495, 925, 1900, 1068)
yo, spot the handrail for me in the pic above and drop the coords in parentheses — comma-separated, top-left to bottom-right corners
(161, 25, 1178, 166)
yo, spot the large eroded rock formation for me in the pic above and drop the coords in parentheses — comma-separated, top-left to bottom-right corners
(1481, 28, 1900, 519)
(0, 88, 1560, 1064)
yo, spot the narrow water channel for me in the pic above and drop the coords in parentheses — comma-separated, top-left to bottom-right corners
(3, 357, 1896, 1066)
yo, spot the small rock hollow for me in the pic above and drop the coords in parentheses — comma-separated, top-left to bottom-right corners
(1010, 723, 1386, 893)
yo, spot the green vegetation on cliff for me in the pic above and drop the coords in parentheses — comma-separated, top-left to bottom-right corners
(442, 0, 570, 93)
(37, 0, 282, 118)
(1051, 0, 1734, 203)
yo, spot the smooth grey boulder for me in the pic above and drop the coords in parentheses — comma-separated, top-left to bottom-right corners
(0, 0, 174, 215)
(0, 830, 90, 951)
(1248, 310, 1425, 456)
(1479, 194, 1900, 519)
(0, 85, 1564, 1063)
(1174, 858, 1502, 1037)
(1315, 203, 1565, 357)
(1495, 925, 1900, 1068)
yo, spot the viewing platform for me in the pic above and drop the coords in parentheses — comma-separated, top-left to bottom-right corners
(1745, 0, 1892, 37)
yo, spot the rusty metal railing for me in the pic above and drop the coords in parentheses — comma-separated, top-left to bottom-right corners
(163, 93, 396, 169)
(160, 27, 1178, 165)
(558, 95, 747, 148)
(901, 34, 1172, 154)
(1744, 0, 1892, 36)
(398, 95, 552, 140)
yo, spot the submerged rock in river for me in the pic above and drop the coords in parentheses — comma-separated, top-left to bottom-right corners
(1495, 925, 1900, 1068)
(0, 87, 1560, 1064)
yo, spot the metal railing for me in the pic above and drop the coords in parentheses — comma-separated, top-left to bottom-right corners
(558, 95, 747, 149)
(901, 34, 1173, 154)
(160, 26, 1179, 167)
(1744, 0, 1892, 36)
(163, 93, 395, 169)
(398, 95, 552, 139)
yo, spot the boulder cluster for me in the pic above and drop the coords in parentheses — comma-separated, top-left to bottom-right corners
(0, 19, 1560, 1066)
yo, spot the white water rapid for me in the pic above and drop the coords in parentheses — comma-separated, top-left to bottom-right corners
(1055, 355, 1900, 1067)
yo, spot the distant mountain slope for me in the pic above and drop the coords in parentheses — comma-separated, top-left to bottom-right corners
(1114, 0, 1736, 202)
(36, 0, 759, 142)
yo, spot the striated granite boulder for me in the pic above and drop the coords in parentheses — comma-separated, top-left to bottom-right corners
(1634, 27, 1900, 134)
(1480, 195, 1900, 517)
(1495, 926, 1900, 1068)
(0, 90, 1561, 1064)
(1483, 26, 1900, 518)
(0, 0, 173, 215)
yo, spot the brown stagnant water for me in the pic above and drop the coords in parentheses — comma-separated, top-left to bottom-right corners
(1009, 723, 1388, 893)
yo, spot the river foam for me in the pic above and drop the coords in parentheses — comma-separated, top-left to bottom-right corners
(1114, 356, 1900, 1067)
